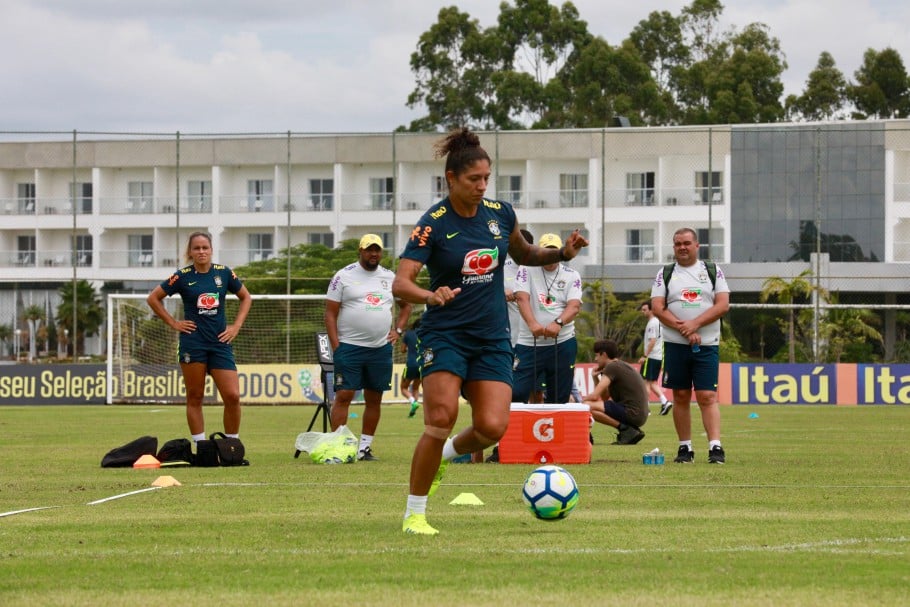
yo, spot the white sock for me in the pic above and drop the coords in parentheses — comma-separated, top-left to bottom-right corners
(441, 437, 458, 461)
(709, 439, 722, 449)
(679, 440, 693, 451)
(225, 433, 239, 439)
(359, 434, 373, 452)
(660, 396, 669, 405)
(405, 494, 428, 518)
(191, 432, 206, 442)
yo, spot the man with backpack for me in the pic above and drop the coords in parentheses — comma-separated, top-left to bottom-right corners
(650, 227, 730, 464)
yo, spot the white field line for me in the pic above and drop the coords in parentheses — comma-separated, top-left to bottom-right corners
(0, 506, 60, 518)
(86, 486, 162, 505)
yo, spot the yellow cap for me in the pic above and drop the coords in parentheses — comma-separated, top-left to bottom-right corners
(538, 233, 562, 249)
(359, 234, 383, 250)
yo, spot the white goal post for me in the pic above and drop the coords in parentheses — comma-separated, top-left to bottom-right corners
(106, 293, 335, 404)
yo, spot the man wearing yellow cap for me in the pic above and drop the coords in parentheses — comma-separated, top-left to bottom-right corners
(325, 234, 412, 460)
(512, 233, 583, 404)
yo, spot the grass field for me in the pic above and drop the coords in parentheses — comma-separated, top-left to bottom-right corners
(1, 403, 908, 606)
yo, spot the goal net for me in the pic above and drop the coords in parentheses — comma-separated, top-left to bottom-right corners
(106, 293, 332, 404)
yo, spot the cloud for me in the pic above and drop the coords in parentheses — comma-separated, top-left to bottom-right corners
(0, 0, 908, 133)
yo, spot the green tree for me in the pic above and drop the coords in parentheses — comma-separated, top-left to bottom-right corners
(816, 297, 882, 363)
(785, 51, 847, 121)
(404, 6, 498, 131)
(23, 304, 45, 362)
(56, 280, 105, 356)
(234, 239, 407, 295)
(846, 47, 910, 119)
(559, 38, 664, 127)
(0, 323, 11, 358)
(703, 23, 787, 124)
(493, 0, 593, 128)
(759, 269, 826, 363)
(628, 10, 689, 123)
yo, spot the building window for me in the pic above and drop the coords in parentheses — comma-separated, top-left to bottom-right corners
(17, 183, 36, 214)
(308, 232, 335, 248)
(248, 179, 274, 212)
(187, 180, 212, 212)
(625, 172, 655, 206)
(559, 173, 588, 207)
(248, 233, 274, 262)
(309, 179, 333, 211)
(697, 228, 722, 260)
(17, 235, 36, 265)
(431, 176, 446, 202)
(695, 171, 722, 204)
(128, 234, 153, 266)
(70, 182, 92, 213)
(497, 175, 522, 206)
(128, 181, 153, 213)
(74, 234, 93, 266)
(626, 229, 655, 262)
(370, 177, 394, 210)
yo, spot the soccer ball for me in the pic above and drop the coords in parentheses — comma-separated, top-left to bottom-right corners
(522, 465, 579, 520)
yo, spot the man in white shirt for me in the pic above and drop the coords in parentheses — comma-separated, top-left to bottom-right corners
(650, 227, 730, 464)
(325, 234, 412, 461)
(512, 233, 583, 404)
(638, 301, 672, 415)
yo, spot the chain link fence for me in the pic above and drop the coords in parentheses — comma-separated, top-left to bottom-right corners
(2, 124, 910, 363)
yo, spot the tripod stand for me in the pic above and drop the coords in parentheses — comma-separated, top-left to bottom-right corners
(307, 364, 333, 433)
(308, 331, 334, 432)
(295, 332, 334, 458)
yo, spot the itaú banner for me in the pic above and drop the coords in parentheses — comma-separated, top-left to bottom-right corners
(2, 363, 910, 405)
(577, 362, 910, 406)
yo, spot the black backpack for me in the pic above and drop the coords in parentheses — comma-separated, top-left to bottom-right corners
(157, 438, 194, 467)
(101, 435, 158, 468)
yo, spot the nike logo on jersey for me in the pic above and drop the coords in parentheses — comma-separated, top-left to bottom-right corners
(446, 232, 459, 239)
(188, 281, 197, 286)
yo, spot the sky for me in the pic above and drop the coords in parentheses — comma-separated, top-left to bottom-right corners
(1, 0, 909, 134)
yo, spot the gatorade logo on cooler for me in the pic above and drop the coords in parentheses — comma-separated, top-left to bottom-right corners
(530, 417, 556, 443)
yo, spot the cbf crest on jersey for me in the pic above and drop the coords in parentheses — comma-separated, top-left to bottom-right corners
(488, 220, 501, 238)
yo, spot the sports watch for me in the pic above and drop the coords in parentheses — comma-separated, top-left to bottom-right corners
(554, 318, 564, 326)
(395, 327, 404, 335)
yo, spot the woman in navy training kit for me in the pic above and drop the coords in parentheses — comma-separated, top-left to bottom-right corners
(393, 128, 588, 535)
(147, 231, 252, 443)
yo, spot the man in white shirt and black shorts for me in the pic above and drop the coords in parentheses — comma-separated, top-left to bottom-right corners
(650, 227, 730, 464)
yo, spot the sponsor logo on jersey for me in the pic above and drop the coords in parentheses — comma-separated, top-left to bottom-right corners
(483, 199, 501, 210)
(430, 206, 447, 220)
(197, 292, 220, 315)
(680, 288, 702, 306)
(461, 248, 499, 285)
(365, 292, 384, 309)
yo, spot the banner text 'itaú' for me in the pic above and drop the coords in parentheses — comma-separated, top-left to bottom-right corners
(725, 363, 910, 405)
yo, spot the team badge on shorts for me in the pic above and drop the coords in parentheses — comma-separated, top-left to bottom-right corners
(513, 356, 520, 371)
(334, 372, 344, 387)
(183, 353, 191, 363)
(422, 348, 435, 368)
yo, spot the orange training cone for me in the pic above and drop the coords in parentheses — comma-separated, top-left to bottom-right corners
(133, 454, 161, 469)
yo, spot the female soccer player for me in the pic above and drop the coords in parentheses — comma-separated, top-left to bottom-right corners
(147, 231, 252, 443)
(392, 127, 588, 535)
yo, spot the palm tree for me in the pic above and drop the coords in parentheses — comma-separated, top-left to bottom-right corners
(56, 280, 105, 357)
(759, 269, 827, 363)
(0, 323, 11, 358)
(23, 304, 45, 362)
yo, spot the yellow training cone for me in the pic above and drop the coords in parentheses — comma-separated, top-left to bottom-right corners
(449, 492, 484, 506)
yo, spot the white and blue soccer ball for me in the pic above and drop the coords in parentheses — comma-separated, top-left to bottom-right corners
(522, 465, 579, 521)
